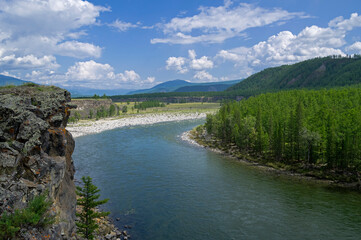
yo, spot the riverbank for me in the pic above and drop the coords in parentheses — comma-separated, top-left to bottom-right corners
(67, 112, 207, 138)
(184, 127, 361, 192)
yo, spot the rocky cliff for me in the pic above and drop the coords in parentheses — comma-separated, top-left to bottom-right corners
(70, 99, 112, 119)
(0, 85, 77, 239)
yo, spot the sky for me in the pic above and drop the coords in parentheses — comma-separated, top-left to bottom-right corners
(0, 0, 361, 90)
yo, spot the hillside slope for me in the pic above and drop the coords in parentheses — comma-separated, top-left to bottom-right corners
(228, 56, 361, 95)
(127, 80, 191, 94)
(0, 74, 30, 86)
(128, 79, 242, 95)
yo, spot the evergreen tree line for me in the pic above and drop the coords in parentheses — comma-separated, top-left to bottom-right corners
(69, 104, 128, 123)
(205, 87, 361, 174)
(134, 100, 165, 110)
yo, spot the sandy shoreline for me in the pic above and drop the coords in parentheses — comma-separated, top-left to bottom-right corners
(67, 112, 207, 138)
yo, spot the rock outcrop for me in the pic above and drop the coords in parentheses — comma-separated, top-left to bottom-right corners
(0, 85, 77, 239)
(70, 99, 113, 119)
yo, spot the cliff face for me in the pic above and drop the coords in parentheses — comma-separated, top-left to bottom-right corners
(0, 85, 77, 239)
(70, 99, 112, 119)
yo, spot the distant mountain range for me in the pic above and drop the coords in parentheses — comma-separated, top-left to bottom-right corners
(0, 74, 241, 97)
(127, 79, 242, 95)
(0, 75, 30, 86)
(3, 56, 361, 99)
(64, 87, 135, 98)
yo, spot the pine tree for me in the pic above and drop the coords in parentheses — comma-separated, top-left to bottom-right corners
(294, 101, 304, 161)
(255, 108, 263, 153)
(76, 176, 109, 240)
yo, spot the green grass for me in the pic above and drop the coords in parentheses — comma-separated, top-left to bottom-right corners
(115, 102, 220, 115)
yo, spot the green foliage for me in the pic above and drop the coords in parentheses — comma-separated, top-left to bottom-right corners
(108, 104, 116, 116)
(91, 94, 109, 99)
(76, 176, 109, 240)
(0, 194, 54, 239)
(228, 56, 361, 95)
(122, 105, 128, 113)
(205, 86, 361, 176)
(23, 82, 39, 87)
(134, 100, 165, 110)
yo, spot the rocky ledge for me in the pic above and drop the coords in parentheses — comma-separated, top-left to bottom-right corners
(0, 85, 77, 239)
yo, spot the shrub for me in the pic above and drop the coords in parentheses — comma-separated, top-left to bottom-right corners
(0, 194, 54, 239)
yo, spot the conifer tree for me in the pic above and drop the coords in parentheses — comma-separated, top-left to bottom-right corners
(255, 108, 263, 153)
(294, 101, 304, 161)
(76, 176, 109, 240)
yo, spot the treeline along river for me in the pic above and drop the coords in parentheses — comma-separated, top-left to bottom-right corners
(73, 119, 361, 240)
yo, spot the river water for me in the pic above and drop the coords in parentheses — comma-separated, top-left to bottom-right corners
(73, 119, 361, 240)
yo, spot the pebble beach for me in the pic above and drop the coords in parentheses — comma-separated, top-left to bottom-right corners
(67, 112, 207, 138)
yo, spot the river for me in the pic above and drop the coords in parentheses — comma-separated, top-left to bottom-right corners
(73, 119, 361, 240)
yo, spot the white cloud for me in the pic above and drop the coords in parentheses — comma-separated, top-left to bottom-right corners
(66, 60, 114, 80)
(108, 19, 140, 32)
(188, 50, 197, 60)
(190, 56, 214, 70)
(23, 60, 152, 89)
(0, 71, 20, 78)
(329, 13, 361, 31)
(193, 70, 217, 82)
(118, 70, 141, 82)
(346, 42, 361, 53)
(146, 77, 156, 83)
(215, 13, 361, 76)
(166, 57, 188, 73)
(0, 54, 59, 70)
(152, 1, 307, 44)
(166, 49, 214, 74)
(56, 41, 102, 58)
(0, 0, 107, 70)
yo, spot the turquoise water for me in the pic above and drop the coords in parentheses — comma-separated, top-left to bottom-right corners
(73, 120, 361, 240)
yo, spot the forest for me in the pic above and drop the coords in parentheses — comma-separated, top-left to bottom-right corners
(204, 85, 361, 181)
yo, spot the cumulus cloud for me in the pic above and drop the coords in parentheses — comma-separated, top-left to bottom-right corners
(193, 70, 217, 82)
(190, 56, 214, 70)
(215, 13, 361, 76)
(118, 70, 141, 82)
(328, 13, 361, 31)
(22, 60, 152, 89)
(66, 60, 114, 81)
(56, 41, 102, 58)
(0, 0, 107, 70)
(146, 77, 156, 83)
(108, 19, 140, 32)
(152, 1, 307, 44)
(166, 57, 188, 73)
(0, 54, 59, 70)
(346, 42, 361, 53)
(166, 49, 214, 74)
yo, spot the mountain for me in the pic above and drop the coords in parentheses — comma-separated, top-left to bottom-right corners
(174, 80, 241, 92)
(127, 80, 191, 94)
(127, 79, 242, 95)
(0, 74, 30, 86)
(65, 87, 136, 98)
(228, 56, 361, 95)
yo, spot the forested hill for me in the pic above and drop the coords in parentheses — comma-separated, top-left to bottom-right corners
(203, 86, 361, 183)
(228, 56, 361, 95)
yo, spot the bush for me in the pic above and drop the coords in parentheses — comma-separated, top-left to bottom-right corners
(0, 194, 54, 239)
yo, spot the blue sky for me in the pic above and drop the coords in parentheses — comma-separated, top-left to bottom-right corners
(1, 0, 361, 90)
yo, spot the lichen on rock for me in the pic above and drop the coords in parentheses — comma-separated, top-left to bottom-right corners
(0, 85, 77, 239)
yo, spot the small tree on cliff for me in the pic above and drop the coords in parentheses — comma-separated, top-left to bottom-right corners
(76, 176, 109, 240)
